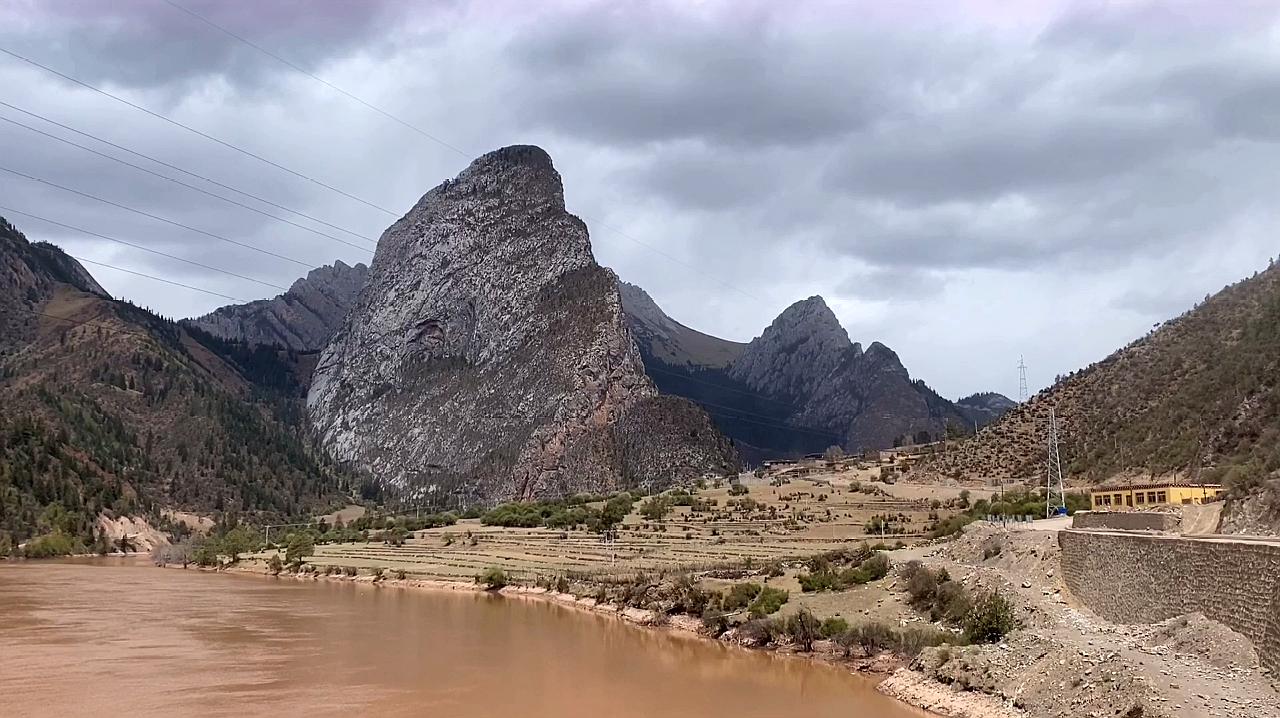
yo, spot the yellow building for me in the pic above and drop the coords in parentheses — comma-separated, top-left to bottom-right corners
(1089, 483, 1224, 510)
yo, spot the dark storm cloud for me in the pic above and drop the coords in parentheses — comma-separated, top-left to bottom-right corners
(2, 0, 1280, 399)
(504, 6, 891, 148)
(0, 0, 411, 93)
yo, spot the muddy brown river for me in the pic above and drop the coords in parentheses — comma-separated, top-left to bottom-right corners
(0, 559, 928, 717)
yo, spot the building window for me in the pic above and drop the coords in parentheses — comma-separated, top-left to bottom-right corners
(1125, 494, 1133, 507)
(1136, 493, 1145, 505)
(1147, 492, 1157, 503)
(1156, 491, 1167, 503)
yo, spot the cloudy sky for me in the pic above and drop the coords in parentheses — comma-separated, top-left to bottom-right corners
(2, 0, 1278, 400)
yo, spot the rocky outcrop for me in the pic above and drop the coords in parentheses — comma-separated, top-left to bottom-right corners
(307, 145, 737, 500)
(187, 260, 368, 351)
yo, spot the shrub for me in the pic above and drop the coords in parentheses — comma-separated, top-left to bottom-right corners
(934, 581, 972, 623)
(895, 626, 954, 655)
(737, 617, 780, 645)
(928, 514, 974, 539)
(748, 586, 789, 618)
(477, 566, 509, 590)
(798, 570, 841, 592)
(904, 561, 938, 604)
(820, 617, 850, 638)
(394, 569, 407, 580)
(722, 582, 763, 611)
(701, 608, 730, 637)
(784, 609, 822, 651)
(639, 497, 672, 521)
(266, 554, 283, 575)
(0, 532, 11, 558)
(963, 590, 1017, 643)
(669, 575, 712, 615)
(800, 552, 890, 592)
(343, 565, 358, 577)
(728, 483, 749, 496)
(371, 567, 385, 582)
(849, 621, 895, 654)
(22, 531, 77, 558)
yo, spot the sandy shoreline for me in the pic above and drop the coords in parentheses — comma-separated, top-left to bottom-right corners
(188, 561, 1011, 718)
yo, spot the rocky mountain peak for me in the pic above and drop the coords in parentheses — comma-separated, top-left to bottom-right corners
(727, 294, 853, 400)
(308, 146, 737, 499)
(185, 259, 369, 352)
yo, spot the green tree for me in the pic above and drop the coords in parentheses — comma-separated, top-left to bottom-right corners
(285, 533, 314, 563)
(219, 525, 262, 562)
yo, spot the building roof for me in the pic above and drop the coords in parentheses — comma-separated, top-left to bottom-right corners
(1090, 482, 1222, 493)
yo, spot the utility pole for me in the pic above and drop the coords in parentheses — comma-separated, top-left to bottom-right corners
(1046, 408, 1066, 517)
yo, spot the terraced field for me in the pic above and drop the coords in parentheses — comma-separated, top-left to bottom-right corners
(303, 471, 960, 583)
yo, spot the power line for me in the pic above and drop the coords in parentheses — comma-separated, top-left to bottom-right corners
(69, 255, 250, 302)
(0, 164, 314, 268)
(0, 112, 375, 252)
(643, 363, 797, 407)
(0, 205, 287, 292)
(690, 399, 841, 440)
(159, 3, 762, 303)
(0, 46, 399, 218)
(0, 100, 375, 243)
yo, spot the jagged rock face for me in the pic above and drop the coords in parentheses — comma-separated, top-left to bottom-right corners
(728, 296, 855, 401)
(187, 260, 368, 351)
(308, 146, 737, 499)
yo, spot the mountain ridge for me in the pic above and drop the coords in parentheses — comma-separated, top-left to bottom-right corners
(186, 259, 369, 352)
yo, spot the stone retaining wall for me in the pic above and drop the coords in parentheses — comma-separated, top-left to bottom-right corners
(1070, 511, 1180, 532)
(1059, 530, 1280, 674)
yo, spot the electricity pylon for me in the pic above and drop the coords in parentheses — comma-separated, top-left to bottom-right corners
(1046, 408, 1066, 517)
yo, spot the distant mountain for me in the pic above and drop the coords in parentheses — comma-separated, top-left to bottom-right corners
(620, 284, 1011, 461)
(186, 260, 368, 352)
(0, 217, 350, 548)
(617, 281, 744, 369)
(308, 146, 738, 502)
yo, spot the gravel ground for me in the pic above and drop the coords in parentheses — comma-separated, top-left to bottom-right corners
(884, 523, 1279, 718)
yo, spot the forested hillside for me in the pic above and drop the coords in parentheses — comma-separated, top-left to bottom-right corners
(0, 218, 352, 552)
